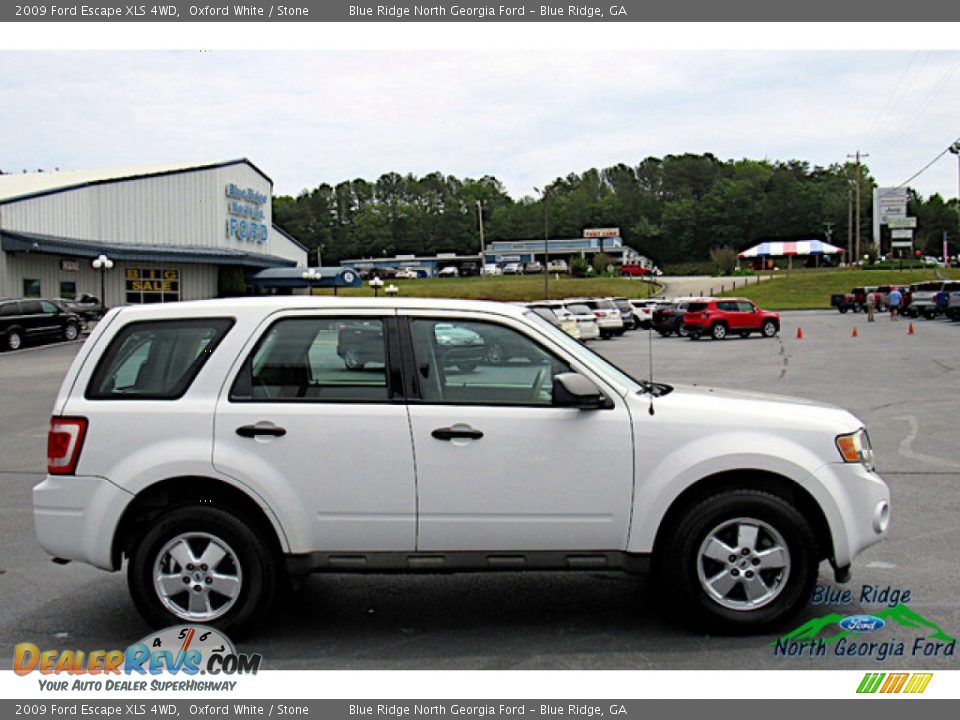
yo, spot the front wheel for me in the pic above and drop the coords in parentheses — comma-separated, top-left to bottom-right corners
(128, 506, 277, 631)
(711, 323, 727, 340)
(656, 489, 818, 633)
(761, 320, 778, 338)
(677, 325, 690, 338)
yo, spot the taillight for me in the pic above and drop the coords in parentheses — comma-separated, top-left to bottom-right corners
(47, 417, 88, 475)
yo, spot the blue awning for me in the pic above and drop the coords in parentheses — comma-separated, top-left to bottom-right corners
(248, 266, 363, 288)
(1, 230, 297, 268)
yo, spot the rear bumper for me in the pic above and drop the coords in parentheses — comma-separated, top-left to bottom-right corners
(33, 475, 134, 570)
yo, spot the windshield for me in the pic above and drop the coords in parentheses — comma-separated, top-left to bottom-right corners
(523, 311, 645, 392)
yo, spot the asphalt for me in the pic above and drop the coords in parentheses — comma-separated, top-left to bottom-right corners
(0, 311, 958, 670)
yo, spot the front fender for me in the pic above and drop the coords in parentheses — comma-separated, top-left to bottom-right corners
(627, 431, 821, 553)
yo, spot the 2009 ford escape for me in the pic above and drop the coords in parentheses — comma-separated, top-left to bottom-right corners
(34, 297, 890, 633)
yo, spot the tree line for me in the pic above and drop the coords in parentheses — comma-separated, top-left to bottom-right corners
(272, 154, 959, 266)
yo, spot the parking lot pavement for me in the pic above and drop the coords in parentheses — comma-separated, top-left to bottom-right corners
(0, 311, 957, 670)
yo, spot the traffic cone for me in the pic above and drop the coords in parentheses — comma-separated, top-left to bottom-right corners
(851, 326, 859, 338)
(908, 323, 915, 336)
(796, 327, 804, 340)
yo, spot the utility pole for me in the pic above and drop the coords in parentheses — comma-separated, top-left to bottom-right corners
(847, 151, 869, 261)
(476, 200, 485, 261)
(847, 183, 854, 263)
(534, 187, 550, 299)
(822, 222, 834, 268)
(950, 142, 960, 266)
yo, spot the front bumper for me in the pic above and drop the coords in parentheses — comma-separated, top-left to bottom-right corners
(33, 475, 134, 571)
(801, 462, 890, 569)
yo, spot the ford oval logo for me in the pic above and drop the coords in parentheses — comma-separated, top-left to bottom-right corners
(839, 615, 886, 633)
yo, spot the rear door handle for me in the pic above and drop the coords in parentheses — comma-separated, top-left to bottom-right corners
(236, 424, 287, 438)
(432, 426, 483, 441)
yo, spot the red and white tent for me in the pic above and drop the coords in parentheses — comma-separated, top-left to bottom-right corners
(738, 240, 845, 257)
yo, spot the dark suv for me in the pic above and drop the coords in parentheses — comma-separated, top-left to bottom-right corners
(1, 299, 83, 351)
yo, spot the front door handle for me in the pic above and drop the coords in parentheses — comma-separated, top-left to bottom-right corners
(236, 424, 287, 438)
(431, 426, 483, 441)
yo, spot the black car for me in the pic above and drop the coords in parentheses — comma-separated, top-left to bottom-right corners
(1, 298, 83, 351)
(611, 297, 639, 330)
(651, 302, 691, 337)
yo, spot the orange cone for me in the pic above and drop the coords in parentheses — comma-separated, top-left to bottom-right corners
(851, 326, 859, 338)
(908, 323, 915, 336)
(796, 327, 804, 339)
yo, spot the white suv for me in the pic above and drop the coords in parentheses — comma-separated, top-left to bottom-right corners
(35, 298, 890, 633)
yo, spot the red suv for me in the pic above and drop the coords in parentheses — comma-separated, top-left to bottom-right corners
(684, 298, 780, 340)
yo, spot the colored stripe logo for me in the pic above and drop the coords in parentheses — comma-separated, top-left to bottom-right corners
(857, 672, 933, 694)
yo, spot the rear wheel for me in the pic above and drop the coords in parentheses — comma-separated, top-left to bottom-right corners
(838, 307, 848, 314)
(761, 320, 778, 338)
(656, 489, 818, 633)
(5, 329, 23, 351)
(711, 323, 727, 340)
(63, 323, 80, 341)
(128, 506, 277, 631)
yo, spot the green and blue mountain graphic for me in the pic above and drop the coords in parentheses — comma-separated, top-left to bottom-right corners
(772, 603, 956, 646)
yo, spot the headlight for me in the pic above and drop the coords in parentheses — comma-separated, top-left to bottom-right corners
(836, 428, 875, 471)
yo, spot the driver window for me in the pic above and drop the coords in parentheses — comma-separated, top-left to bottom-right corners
(410, 319, 570, 405)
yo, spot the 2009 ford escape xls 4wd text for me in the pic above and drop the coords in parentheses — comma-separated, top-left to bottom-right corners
(34, 298, 890, 633)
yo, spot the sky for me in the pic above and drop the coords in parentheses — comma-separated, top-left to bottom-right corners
(1, 50, 958, 200)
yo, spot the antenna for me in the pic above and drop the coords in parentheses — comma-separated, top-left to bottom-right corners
(647, 319, 655, 416)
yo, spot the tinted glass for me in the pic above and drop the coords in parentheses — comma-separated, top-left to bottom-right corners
(410, 319, 570, 406)
(566, 304, 592, 315)
(40, 301, 60, 314)
(20, 300, 42, 314)
(88, 319, 233, 400)
(0, 302, 19, 317)
(687, 303, 707, 312)
(231, 317, 389, 402)
(737, 302, 756, 312)
(59, 281, 77, 300)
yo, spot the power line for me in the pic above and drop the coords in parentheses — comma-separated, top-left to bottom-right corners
(864, 51, 926, 144)
(897, 138, 960, 188)
(885, 55, 960, 151)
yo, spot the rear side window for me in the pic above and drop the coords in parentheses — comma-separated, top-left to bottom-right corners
(687, 303, 707, 312)
(230, 317, 391, 403)
(87, 318, 234, 400)
(0, 302, 19, 317)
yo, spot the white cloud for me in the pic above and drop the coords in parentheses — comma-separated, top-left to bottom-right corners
(1, 50, 958, 200)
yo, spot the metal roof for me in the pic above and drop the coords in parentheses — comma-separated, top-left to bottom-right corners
(0, 158, 272, 205)
(1, 230, 296, 268)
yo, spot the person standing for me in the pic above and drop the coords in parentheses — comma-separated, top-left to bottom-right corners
(888, 287, 903, 321)
(866, 290, 876, 322)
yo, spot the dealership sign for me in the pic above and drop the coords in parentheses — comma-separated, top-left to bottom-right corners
(583, 228, 620, 238)
(225, 183, 269, 244)
(888, 216, 917, 229)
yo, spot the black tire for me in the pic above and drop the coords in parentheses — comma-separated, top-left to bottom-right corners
(656, 489, 818, 634)
(457, 362, 477, 373)
(63, 323, 80, 342)
(128, 506, 277, 632)
(342, 350, 364, 370)
(4, 328, 23, 351)
(656, 330, 670, 337)
(677, 325, 690, 338)
(710, 323, 727, 340)
(838, 307, 848, 314)
(739, 331, 750, 339)
(689, 332, 700, 340)
(761, 320, 778, 338)
(485, 342, 504, 364)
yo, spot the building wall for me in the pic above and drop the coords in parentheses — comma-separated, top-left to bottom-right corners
(2, 162, 304, 265)
(0, 252, 217, 308)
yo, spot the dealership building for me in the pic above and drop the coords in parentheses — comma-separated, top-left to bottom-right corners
(0, 159, 307, 306)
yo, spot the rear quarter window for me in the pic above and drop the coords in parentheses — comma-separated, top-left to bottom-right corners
(86, 318, 234, 400)
(687, 303, 707, 312)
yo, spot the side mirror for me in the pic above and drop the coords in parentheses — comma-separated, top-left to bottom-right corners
(552, 373, 614, 410)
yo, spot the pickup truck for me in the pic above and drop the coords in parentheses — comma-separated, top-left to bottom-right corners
(830, 286, 874, 313)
